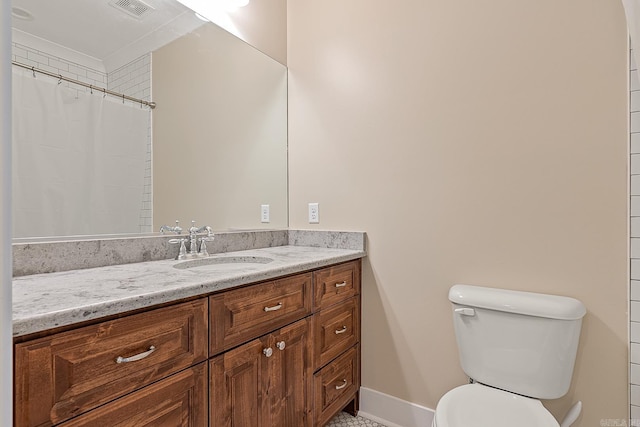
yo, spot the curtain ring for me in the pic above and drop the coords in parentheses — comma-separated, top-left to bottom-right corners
(90, 85, 93, 94)
(58, 75, 62, 85)
(31, 66, 35, 78)
(103, 88, 106, 98)
(122, 94, 125, 104)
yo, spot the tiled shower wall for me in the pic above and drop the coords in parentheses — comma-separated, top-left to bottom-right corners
(109, 56, 153, 232)
(631, 47, 640, 420)
(10, 43, 153, 233)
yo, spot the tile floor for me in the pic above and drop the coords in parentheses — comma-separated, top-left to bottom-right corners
(326, 411, 387, 426)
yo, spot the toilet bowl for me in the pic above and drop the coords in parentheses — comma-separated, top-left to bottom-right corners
(431, 284, 586, 427)
(431, 383, 559, 427)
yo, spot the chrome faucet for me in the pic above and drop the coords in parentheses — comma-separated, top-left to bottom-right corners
(169, 221, 214, 260)
(159, 220, 183, 235)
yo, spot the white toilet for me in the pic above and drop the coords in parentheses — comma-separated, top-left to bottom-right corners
(432, 284, 586, 427)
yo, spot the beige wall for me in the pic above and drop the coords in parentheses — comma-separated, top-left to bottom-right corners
(287, 0, 629, 424)
(153, 23, 287, 231)
(226, 0, 287, 65)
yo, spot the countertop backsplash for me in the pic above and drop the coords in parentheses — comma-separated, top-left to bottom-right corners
(12, 229, 365, 277)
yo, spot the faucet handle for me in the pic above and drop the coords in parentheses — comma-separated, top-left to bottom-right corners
(168, 238, 188, 260)
(199, 235, 214, 257)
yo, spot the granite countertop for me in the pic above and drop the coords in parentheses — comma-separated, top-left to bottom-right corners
(13, 245, 366, 337)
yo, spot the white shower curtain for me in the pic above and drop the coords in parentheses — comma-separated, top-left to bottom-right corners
(11, 68, 149, 238)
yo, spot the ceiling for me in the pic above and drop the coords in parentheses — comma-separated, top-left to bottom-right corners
(11, 0, 204, 70)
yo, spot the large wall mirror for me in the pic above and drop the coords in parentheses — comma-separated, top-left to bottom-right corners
(10, 0, 287, 240)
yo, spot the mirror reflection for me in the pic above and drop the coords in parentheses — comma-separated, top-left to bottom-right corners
(11, 0, 288, 239)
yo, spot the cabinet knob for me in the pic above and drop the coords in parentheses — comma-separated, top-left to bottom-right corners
(276, 341, 286, 351)
(263, 347, 273, 357)
(335, 281, 347, 288)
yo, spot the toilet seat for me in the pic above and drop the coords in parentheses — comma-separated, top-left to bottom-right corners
(433, 383, 560, 427)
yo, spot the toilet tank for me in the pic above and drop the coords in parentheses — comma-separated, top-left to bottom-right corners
(449, 284, 586, 400)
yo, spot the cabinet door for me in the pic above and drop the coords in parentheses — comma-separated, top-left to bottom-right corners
(210, 336, 271, 427)
(59, 363, 207, 427)
(270, 319, 312, 427)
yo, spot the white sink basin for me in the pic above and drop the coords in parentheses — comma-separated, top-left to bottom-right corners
(173, 256, 274, 271)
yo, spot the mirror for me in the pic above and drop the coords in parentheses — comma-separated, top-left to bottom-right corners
(10, 0, 287, 240)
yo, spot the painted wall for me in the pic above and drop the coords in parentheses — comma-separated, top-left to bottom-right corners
(287, 0, 629, 425)
(153, 23, 288, 232)
(0, 0, 11, 422)
(227, 0, 287, 65)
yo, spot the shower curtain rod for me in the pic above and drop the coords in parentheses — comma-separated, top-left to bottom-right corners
(11, 61, 156, 109)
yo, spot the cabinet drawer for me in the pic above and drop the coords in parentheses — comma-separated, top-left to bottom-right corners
(313, 260, 360, 310)
(313, 296, 360, 370)
(15, 299, 208, 427)
(313, 345, 360, 427)
(210, 272, 312, 355)
(59, 363, 208, 427)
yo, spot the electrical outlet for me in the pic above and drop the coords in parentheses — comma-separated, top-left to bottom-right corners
(261, 204, 270, 223)
(308, 203, 319, 224)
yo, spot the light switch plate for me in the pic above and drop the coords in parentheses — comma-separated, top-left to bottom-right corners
(261, 204, 270, 223)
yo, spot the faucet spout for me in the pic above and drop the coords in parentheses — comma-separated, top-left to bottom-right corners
(159, 220, 182, 235)
(188, 221, 214, 256)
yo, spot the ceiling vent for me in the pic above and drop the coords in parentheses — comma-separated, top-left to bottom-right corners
(109, 0, 155, 19)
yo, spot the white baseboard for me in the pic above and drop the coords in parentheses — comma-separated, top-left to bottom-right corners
(358, 387, 435, 427)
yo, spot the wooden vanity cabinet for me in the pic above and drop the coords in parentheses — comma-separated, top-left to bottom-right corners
(14, 259, 362, 427)
(14, 299, 208, 427)
(210, 318, 312, 427)
(208, 259, 361, 427)
(311, 260, 361, 426)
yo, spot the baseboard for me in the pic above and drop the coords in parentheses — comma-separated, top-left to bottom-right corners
(358, 387, 435, 427)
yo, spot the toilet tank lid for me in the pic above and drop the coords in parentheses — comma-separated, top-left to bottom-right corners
(449, 284, 586, 320)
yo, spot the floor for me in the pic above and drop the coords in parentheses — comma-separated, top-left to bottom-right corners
(326, 411, 387, 427)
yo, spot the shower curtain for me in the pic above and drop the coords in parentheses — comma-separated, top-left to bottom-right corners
(11, 68, 149, 238)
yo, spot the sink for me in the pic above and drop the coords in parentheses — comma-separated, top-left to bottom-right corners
(173, 256, 274, 271)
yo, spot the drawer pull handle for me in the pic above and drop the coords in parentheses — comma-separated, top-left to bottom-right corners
(116, 345, 156, 364)
(263, 347, 273, 357)
(335, 281, 347, 288)
(335, 326, 348, 335)
(335, 379, 348, 390)
(264, 302, 283, 312)
(276, 341, 286, 351)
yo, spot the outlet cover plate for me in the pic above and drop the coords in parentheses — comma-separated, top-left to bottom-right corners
(308, 203, 319, 224)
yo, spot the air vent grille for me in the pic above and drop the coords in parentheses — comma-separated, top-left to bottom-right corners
(109, 0, 155, 19)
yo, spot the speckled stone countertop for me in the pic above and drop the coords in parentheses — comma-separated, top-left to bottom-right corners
(13, 245, 365, 337)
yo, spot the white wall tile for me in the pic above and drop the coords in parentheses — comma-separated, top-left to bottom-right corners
(633, 302, 640, 322)
(631, 196, 640, 217)
(632, 405, 640, 424)
(634, 343, 640, 366)
(632, 363, 640, 384)
(633, 238, 640, 258)
(632, 112, 640, 133)
(633, 322, 640, 343)
(632, 281, 640, 300)
(633, 384, 640, 406)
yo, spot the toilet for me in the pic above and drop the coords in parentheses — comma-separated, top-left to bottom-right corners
(432, 284, 586, 427)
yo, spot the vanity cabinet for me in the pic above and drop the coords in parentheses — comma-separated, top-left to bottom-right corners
(14, 259, 361, 427)
(210, 318, 312, 426)
(14, 299, 208, 427)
